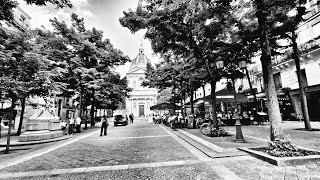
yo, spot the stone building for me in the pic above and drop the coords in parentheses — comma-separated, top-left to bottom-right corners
(0, 6, 31, 32)
(246, 1, 320, 121)
(125, 45, 158, 117)
(187, 0, 320, 121)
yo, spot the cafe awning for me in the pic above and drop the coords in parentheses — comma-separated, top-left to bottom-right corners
(203, 89, 248, 103)
(150, 103, 181, 110)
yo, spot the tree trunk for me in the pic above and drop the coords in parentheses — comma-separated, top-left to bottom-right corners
(183, 92, 187, 117)
(90, 90, 95, 126)
(256, 0, 284, 141)
(173, 76, 176, 114)
(5, 97, 16, 154)
(292, 30, 311, 130)
(209, 80, 218, 129)
(189, 79, 196, 128)
(245, 68, 259, 119)
(190, 89, 196, 129)
(17, 97, 26, 135)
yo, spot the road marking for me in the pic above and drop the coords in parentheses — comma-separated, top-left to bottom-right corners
(0, 130, 99, 170)
(0, 160, 202, 178)
(110, 127, 160, 130)
(0, 156, 255, 178)
(208, 165, 244, 180)
(85, 135, 171, 140)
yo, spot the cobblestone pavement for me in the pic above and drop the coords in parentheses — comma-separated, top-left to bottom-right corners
(0, 119, 320, 179)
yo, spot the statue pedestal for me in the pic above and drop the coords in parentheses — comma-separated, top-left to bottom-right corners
(19, 109, 63, 142)
(19, 130, 63, 142)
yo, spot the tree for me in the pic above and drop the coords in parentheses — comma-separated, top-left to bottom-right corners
(272, 1, 312, 130)
(0, 27, 63, 152)
(50, 13, 130, 127)
(120, 0, 237, 131)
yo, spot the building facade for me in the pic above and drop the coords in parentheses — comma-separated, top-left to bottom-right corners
(125, 45, 158, 117)
(187, 0, 320, 121)
(0, 6, 31, 32)
(247, 1, 320, 121)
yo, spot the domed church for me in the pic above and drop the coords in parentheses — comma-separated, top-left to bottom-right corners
(125, 44, 158, 117)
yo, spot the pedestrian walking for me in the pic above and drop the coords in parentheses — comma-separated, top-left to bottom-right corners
(100, 115, 109, 136)
(76, 116, 81, 133)
(129, 113, 134, 123)
(68, 117, 75, 135)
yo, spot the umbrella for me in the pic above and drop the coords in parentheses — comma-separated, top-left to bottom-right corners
(203, 89, 248, 103)
(150, 103, 181, 110)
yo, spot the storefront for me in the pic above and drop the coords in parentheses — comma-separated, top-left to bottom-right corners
(289, 84, 320, 121)
(247, 91, 295, 121)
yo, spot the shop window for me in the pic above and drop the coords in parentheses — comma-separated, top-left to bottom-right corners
(273, 72, 282, 90)
(20, 15, 26, 22)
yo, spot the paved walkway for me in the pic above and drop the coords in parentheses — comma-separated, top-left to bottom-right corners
(1, 120, 320, 179)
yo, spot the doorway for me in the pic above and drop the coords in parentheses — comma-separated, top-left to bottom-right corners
(139, 105, 144, 116)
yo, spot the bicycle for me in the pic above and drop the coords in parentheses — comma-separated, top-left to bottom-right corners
(199, 118, 228, 137)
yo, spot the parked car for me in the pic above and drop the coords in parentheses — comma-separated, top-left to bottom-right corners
(114, 115, 128, 126)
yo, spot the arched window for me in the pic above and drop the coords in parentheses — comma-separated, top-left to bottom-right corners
(138, 77, 144, 88)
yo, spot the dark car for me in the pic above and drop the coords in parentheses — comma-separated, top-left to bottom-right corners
(114, 115, 128, 126)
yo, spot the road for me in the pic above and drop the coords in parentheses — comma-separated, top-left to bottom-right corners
(0, 117, 248, 180)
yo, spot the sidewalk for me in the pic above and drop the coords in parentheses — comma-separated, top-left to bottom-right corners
(171, 121, 320, 179)
(178, 121, 320, 151)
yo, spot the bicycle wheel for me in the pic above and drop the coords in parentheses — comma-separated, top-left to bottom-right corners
(200, 123, 211, 135)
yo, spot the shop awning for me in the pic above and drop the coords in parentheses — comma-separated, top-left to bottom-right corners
(150, 103, 181, 110)
(203, 89, 248, 103)
(247, 91, 287, 100)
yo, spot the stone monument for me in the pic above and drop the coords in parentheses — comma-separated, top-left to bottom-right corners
(19, 96, 63, 142)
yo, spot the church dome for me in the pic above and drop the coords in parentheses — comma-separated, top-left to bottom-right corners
(128, 44, 151, 73)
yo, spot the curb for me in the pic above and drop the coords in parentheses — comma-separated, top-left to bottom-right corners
(239, 147, 320, 166)
(0, 135, 72, 147)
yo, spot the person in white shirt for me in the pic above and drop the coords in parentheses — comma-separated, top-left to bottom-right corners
(61, 120, 67, 135)
(75, 117, 81, 133)
(68, 117, 75, 135)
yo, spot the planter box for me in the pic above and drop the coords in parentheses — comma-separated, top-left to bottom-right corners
(239, 147, 320, 166)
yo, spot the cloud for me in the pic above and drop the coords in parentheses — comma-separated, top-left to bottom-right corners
(17, 0, 95, 30)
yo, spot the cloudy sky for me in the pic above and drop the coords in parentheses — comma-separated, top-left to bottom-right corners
(17, 0, 161, 77)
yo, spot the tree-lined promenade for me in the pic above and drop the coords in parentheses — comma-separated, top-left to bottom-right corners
(119, 0, 320, 152)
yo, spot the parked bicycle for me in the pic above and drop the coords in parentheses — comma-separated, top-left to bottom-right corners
(195, 117, 210, 129)
(199, 118, 228, 136)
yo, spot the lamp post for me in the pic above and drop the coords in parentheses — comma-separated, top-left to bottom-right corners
(216, 59, 246, 142)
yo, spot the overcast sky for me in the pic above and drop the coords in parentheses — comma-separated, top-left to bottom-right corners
(17, 0, 161, 77)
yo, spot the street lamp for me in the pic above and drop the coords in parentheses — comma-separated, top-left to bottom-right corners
(216, 58, 246, 142)
(233, 60, 246, 142)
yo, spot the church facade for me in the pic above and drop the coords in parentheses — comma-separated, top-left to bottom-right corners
(125, 45, 158, 117)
